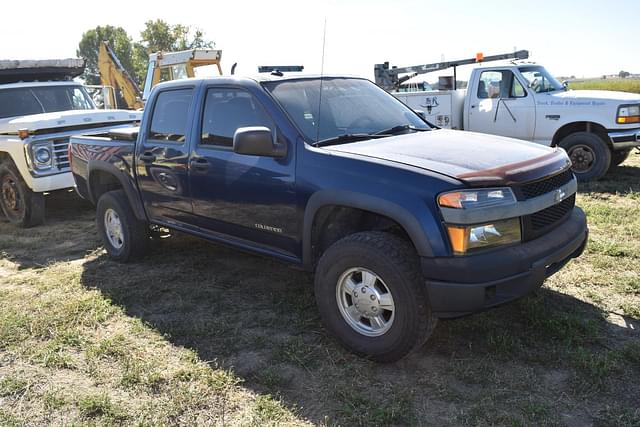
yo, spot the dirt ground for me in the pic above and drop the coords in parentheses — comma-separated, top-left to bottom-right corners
(1, 155, 639, 426)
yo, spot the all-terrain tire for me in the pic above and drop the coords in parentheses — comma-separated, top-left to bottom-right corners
(559, 132, 611, 182)
(96, 189, 150, 262)
(314, 231, 437, 363)
(0, 160, 45, 227)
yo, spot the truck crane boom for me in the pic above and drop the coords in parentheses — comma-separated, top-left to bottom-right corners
(374, 50, 529, 91)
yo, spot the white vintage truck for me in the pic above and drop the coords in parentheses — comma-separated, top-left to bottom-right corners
(0, 59, 141, 227)
(376, 51, 640, 181)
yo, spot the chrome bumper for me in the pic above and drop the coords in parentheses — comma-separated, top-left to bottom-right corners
(609, 128, 640, 150)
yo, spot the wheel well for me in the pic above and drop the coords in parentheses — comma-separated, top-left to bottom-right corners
(311, 205, 413, 265)
(552, 121, 610, 147)
(0, 152, 15, 166)
(89, 170, 123, 203)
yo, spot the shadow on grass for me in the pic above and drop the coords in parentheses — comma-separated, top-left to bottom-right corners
(0, 190, 96, 269)
(579, 160, 640, 195)
(78, 232, 640, 425)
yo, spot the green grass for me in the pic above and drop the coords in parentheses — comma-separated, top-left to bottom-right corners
(570, 78, 640, 94)
(0, 157, 639, 425)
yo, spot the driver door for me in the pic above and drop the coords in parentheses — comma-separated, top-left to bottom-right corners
(467, 70, 536, 140)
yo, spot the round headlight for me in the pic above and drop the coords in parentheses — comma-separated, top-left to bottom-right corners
(35, 146, 51, 164)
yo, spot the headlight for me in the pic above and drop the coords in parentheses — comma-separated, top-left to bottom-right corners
(35, 147, 51, 164)
(617, 104, 640, 124)
(438, 188, 520, 255)
(446, 218, 521, 255)
(438, 188, 516, 209)
(30, 142, 53, 170)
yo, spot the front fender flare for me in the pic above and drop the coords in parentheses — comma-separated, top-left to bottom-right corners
(302, 190, 434, 265)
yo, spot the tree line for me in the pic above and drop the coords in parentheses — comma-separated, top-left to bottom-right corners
(77, 20, 214, 86)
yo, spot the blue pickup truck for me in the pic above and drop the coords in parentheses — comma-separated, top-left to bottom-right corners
(69, 74, 588, 362)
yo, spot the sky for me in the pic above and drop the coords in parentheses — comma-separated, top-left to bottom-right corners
(2, 0, 639, 83)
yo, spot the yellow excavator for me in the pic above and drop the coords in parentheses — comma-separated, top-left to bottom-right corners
(97, 41, 223, 110)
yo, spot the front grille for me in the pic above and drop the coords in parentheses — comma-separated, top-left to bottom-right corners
(52, 137, 70, 170)
(515, 169, 573, 200)
(522, 194, 576, 241)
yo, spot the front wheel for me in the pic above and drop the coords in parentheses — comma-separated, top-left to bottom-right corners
(314, 231, 437, 362)
(559, 132, 611, 182)
(96, 189, 150, 262)
(0, 161, 44, 227)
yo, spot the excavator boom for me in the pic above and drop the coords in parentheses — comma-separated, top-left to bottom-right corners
(98, 41, 144, 109)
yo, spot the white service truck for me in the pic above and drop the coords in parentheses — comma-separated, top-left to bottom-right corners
(0, 59, 141, 227)
(376, 51, 640, 181)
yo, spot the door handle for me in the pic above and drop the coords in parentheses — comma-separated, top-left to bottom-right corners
(470, 104, 476, 109)
(139, 152, 156, 163)
(190, 158, 210, 172)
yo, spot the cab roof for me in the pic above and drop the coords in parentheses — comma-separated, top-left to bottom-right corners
(0, 80, 84, 90)
(153, 73, 368, 91)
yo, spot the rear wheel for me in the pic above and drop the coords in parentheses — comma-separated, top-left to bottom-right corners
(559, 132, 611, 182)
(610, 149, 631, 169)
(314, 231, 437, 362)
(96, 189, 150, 262)
(0, 161, 44, 227)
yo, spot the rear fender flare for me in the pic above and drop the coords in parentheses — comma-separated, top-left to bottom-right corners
(87, 161, 146, 221)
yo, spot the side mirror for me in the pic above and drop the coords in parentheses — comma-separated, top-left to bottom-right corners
(414, 109, 426, 120)
(233, 126, 287, 158)
(562, 80, 569, 90)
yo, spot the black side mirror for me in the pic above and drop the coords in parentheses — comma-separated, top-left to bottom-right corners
(562, 80, 569, 90)
(414, 109, 426, 120)
(233, 126, 286, 158)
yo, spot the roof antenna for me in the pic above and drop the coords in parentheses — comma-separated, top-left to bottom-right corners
(315, 18, 327, 144)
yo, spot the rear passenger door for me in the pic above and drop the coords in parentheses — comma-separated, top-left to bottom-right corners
(189, 86, 298, 258)
(136, 87, 195, 225)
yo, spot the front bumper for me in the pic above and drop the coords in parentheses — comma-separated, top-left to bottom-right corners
(422, 207, 588, 318)
(608, 128, 640, 150)
(26, 171, 75, 193)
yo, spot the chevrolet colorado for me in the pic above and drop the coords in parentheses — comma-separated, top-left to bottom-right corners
(69, 74, 588, 361)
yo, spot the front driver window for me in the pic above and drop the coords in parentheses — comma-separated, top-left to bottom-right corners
(478, 71, 526, 99)
(201, 88, 275, 147)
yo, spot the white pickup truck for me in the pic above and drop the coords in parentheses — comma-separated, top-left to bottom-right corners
(392, 63, 640, 181)
(0, 59, 141, 227)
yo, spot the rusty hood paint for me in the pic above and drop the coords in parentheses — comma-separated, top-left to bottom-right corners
(324, 129, 572, 186)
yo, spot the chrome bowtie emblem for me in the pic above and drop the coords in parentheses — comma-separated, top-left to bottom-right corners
(554, 188, 566, 203)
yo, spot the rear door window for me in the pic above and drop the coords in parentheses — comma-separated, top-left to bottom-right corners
(149, 89, 194, 142)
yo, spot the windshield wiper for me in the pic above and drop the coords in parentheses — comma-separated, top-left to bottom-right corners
(375, 124, 430, 135)
(312, 133, 387, 147)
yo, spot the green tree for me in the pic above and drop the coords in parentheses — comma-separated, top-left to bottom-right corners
(76, 26, 134, 85)
(132, 19, 214, 83)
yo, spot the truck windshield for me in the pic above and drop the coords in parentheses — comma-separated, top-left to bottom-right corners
(264, 77, 431, 144)
(518, 66, 564, 93)
(0, 85, 95, 119)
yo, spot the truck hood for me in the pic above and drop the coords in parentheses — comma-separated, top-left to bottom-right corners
(324, 129, 571, 186)
(0, 109, 142, 134)
(552, 89, 640, 102)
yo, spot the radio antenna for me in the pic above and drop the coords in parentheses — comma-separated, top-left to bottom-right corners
(315, 18, 327, 144)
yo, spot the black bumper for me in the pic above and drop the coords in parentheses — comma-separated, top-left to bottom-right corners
(422, 207, 588, 318)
